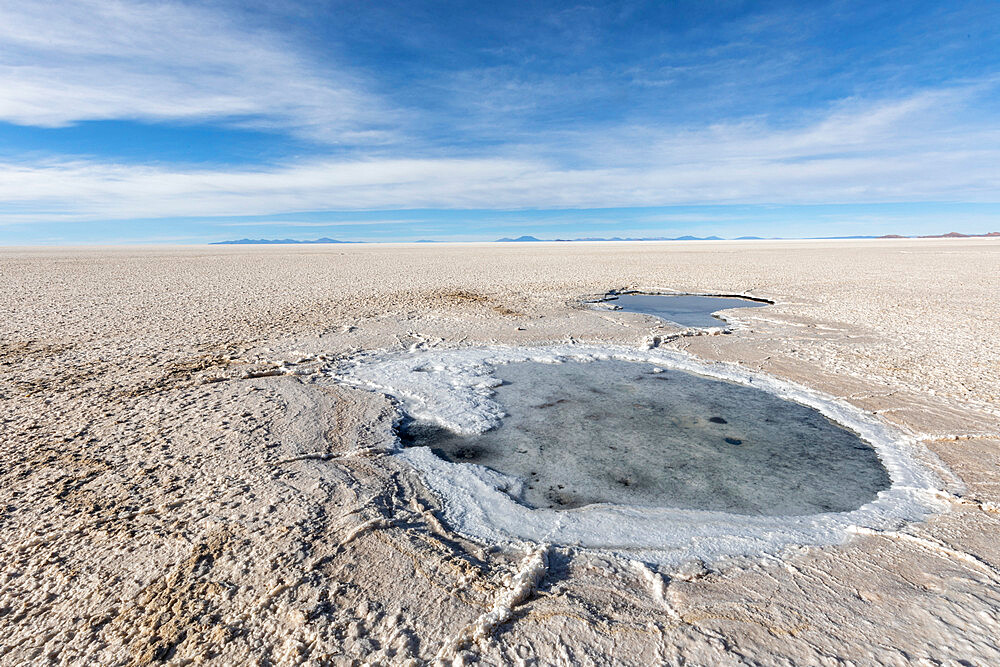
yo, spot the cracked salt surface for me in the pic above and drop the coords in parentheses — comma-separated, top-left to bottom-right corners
(330, 345, 949, 566)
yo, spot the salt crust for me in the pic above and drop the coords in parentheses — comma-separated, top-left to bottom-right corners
(330, 344, 949, 566)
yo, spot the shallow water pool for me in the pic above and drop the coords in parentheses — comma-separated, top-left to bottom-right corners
(400, 359, 891, 516)
(604, 293, 767, 327)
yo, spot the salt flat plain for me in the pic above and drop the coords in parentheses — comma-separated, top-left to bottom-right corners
(1, 239, 998, 665)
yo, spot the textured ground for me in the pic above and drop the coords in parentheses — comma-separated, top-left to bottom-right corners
(1, 239, 998, 665)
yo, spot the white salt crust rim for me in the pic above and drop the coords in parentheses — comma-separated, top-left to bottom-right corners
(328, 344, 950, 566)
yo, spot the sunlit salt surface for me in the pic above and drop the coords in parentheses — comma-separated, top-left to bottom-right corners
(330, 345, 947, 565)
(400, 360, 891, 515)
(603, 293, 767, 327)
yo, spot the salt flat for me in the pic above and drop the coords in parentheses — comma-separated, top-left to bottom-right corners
(1, 239, 998, 665)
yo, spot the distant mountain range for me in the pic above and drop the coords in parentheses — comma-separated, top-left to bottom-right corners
(495, 235, 726, 242)
(494, 234, 882, 242)
(497, 231, 1000, 242)
(888, 231, 1000, 239)
(211, 237, 359, 245)
(211, 231, 1000, 245)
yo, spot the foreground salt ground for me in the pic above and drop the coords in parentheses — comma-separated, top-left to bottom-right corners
(1, 240, 999, 665)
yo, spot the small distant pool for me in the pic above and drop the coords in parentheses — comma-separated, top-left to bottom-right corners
(602, 293, 768, 327)
(400, 359, 890, 516)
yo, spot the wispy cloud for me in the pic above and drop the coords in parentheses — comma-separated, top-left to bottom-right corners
(0, 0, 393, 142)
(1, 2, 997, 241)
(1, 86, 997, 225)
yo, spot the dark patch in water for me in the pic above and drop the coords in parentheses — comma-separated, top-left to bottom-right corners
(709, 416, 728, 424)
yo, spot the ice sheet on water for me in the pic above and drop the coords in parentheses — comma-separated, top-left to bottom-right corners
(329, 344, 948, 566)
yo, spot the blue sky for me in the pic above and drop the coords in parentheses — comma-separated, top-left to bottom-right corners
(1, 0, 998, 244)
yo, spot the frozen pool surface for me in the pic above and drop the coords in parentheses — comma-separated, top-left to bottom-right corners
(400, 360, 891, 515)
(604, 293, 767, 327)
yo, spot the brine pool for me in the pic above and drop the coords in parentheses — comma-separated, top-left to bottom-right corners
(399, 359, 891, 516)
(598, 293, 768, 327)
(331, 345, 944, 564)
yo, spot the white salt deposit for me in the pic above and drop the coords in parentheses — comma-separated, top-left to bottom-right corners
(329, 344, 949, 566)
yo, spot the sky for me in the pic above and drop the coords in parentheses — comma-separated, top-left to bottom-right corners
(1, 0, 998, 244)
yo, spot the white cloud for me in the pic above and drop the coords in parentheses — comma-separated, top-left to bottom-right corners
(0, 87, 997, 225)
(547, 86, 996, 167)
(0, 0, 392, 141)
